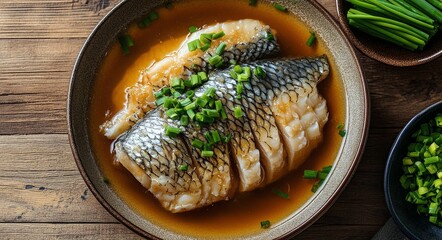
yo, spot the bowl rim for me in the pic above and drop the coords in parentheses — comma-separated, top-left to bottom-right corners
(67, 0, 370, 239)
(335, 0, 442, 67)
(384, 101, 442, 240)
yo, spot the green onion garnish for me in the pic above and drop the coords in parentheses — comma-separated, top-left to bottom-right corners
(236, 83, 244, 96)
(215, 100, 223, 112)
(165, 125, 181, 138)
(187, 109, 196, 120)
(180, 115, 189, 126)
(253, 66, 266, 78)
(163, 97, 175, 109)
(118, 34, 134, 55)
(178, 164, 188, 171)
(203, 109, 220, 118)
(304, 165, 332, 193)
(234, 106, 243, 119)
(306, 32, 316, 47)
(243, 67, 251, 78)
(249, 0, 258, 6)
(224, 133, 232, 143)
(260, 220, 271, 229)
(211, 130, 221, 143)
(208, 55, 224, 66)
(273, 3, 287, 12)
(215, 42, 227, 55)
(200, 44, 210, 52)
(201, 150, 214, 157)
(188, 39, 201, 52)
(266, 31, 275, 41)
(233, 65, 243, 74)
(192, 139, 204, 149)
(272, 188, 289, 199)
(198, 72, 208, 82)
(337, 124, 346, 137)
(189, 25, 198, 33)
(213, 31, 225, 39)
(304, 170, 318, 179)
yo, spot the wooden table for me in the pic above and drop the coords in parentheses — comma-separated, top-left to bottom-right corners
(1, 0, 441, 239)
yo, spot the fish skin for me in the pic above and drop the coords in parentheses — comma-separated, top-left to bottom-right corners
(114, 56, 330, 212)
(116, 109, 203, 213)
(101, 19, 280, 139)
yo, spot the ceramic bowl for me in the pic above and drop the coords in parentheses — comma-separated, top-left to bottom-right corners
(336, 0, 442, 67)
(385, 101, 442, 240)
(67, 0, 369, 239)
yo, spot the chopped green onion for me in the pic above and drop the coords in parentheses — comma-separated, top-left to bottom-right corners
(185, 101, 197, 111)
(189, 25, 198, 33)
(233, 65, 243, 74)
(187, 109, 196, 120)
(178, 164, 188, 171)
(211, 130, 221, 143)
(200, 34, 212, 44)
(200, 44, 211, 52)
(234, 106, 243, 118)
(180, 115, 189, 126)
(165, 125, 181, 138)
(192, 139, 204, 149)
(203, 109, 220, 118)
(213, 31, 225, 39)
(163, 97, 175, 109)
(260, 220, 271, 229)
(198, 72, 208, 82)
(304, 170, 318, 179)
(148, 11, 159, 21)
(230, 70, 238, 79)
(236, 83, 244, 96)
(196, 98, 208, 108)
(155, 96, 165, 106)
(272, 188, 289, 199)
(273, 3, 287, 12)
(188, 39, 201, 52)
(166, 108, 179, 120)
(215, 100, 223, 111)
(249, 0, 258, 6)
(306, 32, 316, 47)
(253, 66, 266, 78)
(118, 34, 134, 54)
(266, 31, 275, 41)
(339, 129, 347, 137)
(224, 133, 232, 143)
(201, 150, 214, 157)
(203, 87, 216, 98)
(243, 67, 251, 78)
(208, 55, 224, 66)
(215, 42, 227, 55)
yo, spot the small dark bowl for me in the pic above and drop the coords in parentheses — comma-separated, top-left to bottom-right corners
(385, 101, 442, 240)
(336, 0, 442, 67)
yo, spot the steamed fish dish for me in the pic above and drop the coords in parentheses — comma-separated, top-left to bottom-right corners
(101, 19, 279, 139)
(114, 57, 329, 213)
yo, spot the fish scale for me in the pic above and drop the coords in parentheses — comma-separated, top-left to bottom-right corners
(114, 56, 330, 213)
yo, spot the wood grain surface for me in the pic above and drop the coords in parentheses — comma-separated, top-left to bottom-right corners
(1, 0, 441, 239)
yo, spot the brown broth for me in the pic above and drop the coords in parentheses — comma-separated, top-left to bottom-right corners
(89, 0, 346, 238)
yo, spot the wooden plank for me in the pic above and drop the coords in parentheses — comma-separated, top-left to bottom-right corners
(0, 134, 117, 223)
(0, 0, 120, 39)
(0, 223, 140, 240)
(0, 222, 381, 240)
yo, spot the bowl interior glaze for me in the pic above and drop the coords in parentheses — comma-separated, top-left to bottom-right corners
(336, 0, 442, 67)
(68, 0, 369, 239)
(385, 101, 442, 240)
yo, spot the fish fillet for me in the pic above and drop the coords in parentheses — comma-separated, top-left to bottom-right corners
(114, 57, 330, 213)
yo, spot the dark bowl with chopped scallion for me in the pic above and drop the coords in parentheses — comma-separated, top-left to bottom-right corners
(385, 101, 442, 240)
(336, 0, 442, 67)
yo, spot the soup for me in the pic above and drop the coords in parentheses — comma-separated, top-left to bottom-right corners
(89, 0, 345, 238)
